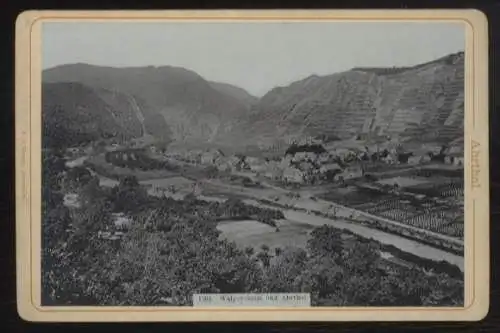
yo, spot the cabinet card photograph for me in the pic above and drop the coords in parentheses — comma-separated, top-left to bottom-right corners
(15, 10, 489, 322)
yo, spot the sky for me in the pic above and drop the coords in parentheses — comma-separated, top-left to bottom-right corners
(42, 21, 465, 97)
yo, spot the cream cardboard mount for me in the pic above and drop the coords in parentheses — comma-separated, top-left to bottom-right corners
(15, 9, 489, 322)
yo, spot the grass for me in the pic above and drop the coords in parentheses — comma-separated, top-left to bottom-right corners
(217, 219, 314, 251)
(141, 176, 195, 188)
(376, 176, 431, 188)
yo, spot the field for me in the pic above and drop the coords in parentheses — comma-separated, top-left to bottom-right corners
(141, 176, 195, 189)
(376, 176, 431, 188)
(217, 219, 314, 252)
(320, 169, 464, 239)
(320, 186, 390, 206)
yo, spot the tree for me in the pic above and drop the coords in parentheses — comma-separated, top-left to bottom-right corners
(244, 247, 255, 257)
(397, 152, 414, 164)
(263, 247, 308, 292)
(112, 175, 148, 213)
(307, 225, 344, 258)
(43, 151, 67, 190)
(204, 165, 219, 179)
(223, 198, 246, 217)
(256, 251, 271, 268)
(79, 176, 106, 206)
(42, 177, 117, 306)
(120, 175, 140, 188)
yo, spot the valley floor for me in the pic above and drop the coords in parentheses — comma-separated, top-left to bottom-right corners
(79, 152, 464, 271)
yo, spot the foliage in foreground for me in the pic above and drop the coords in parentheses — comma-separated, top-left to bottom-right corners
(42, 152, 464, 307)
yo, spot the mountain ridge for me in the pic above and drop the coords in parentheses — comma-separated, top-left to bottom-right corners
(42, 51, 465, 151)
(216, 51, 465, 149)
(42, 63, 255, 144)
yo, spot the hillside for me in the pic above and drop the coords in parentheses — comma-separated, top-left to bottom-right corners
(218, 52, 465, 149)
(209, 81, 259, 106)
(43, 52, 465, 151)
(43, 64, 253, 144)
(42, 82, 143, 148)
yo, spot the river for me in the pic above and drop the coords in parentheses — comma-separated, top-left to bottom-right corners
(240, 198, 463, 271)
(282, 210, 463, 271)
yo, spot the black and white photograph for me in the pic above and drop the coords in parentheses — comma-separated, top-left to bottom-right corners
(38, 18, 469, 309)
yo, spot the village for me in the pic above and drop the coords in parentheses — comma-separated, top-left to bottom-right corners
(139, 137, 465, 187)
(60, 132, 465, 259)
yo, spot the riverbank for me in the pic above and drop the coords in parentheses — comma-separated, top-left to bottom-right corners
(199, 178, 464, 253)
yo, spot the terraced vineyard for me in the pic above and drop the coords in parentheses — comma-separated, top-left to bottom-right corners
(222, 52, 464, 148)
(322, 177, 464, 239)
(358, 196, 463, 239)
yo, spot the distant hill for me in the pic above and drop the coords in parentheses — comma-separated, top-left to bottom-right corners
(218, 52, 465, 149)
(42, 82, 143, 148)
(42, 64, 254, 145)
(209, 81, 259, 106)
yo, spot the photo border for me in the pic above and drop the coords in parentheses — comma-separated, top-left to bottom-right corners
(15, 9, 490, 322)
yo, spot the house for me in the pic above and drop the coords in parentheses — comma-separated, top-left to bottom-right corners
(407, 156, 421, 165)
(382, 154, 395, 164)
(317, 152, 331, 164)
(294, 151, 317, 162)
(292, 152, 304, 162)
(228, 156, 242, 166)
(66, 147, 81, 155)
(454, 157, 464, 166)
(427, 145, 444, 156)
(188, 154, 202, 164)
(105, 145, 119, 152)
(113, 213, 131, 230)
(420, 155, 432, 163)
(215, 158, 232, 172)
(449, 153, 464, 166)
(245, 156, 260, 165)
(448, 145, 463, 155)
(201, 149, 224, 165)
(345, 150, 361, 162)
(319, 163, 342, 174)
(298, 161, 315, 172)
(320, 163, 342, 181)
(444, 156, 454, 164)
(200, 153, 212, 164)
(245, 157, 267, 172)
(187, 151, 203, 164)
(283, 167, 304, 183)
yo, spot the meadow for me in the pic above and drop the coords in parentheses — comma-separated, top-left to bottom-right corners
(217, 219, 314, 252)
